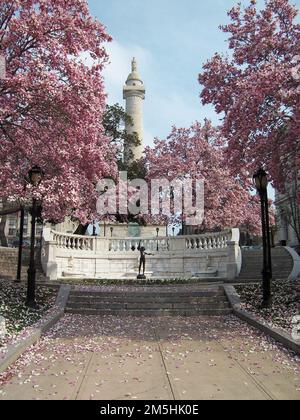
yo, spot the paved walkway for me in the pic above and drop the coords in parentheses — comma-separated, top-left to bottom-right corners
(0, 315, 299, 400)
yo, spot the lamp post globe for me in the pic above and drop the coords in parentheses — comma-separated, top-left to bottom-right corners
(253, 168, 268, 193)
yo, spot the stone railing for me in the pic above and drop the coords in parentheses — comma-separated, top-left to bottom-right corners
(52, 232, 95, 251)
(108, 237, 170, 253)
(41, 228, 241, 281)
(51, 231, 231, 254)
(185, 231, 230, 251)
(108, 232, 231, 253)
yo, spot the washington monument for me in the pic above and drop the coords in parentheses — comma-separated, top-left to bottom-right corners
(123, 57, 146, 164)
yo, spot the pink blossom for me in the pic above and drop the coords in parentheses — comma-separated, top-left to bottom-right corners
(0, 0, 117, 223)
(199, 0, 300, 191)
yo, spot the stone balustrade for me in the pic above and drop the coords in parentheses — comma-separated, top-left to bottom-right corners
(185, 231, 230, 251)
(53, 232, 94, 251)
(41, 228, 241, 282)
(51, 231, 231, 254)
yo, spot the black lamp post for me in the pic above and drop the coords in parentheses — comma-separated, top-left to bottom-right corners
(26, 166, 44, 309)
(253, 168, 272, 307)
(156, 227, 159, 251)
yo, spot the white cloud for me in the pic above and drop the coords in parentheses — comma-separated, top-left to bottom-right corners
(103, 40, 220, 148)
(103, 40, 153, 105)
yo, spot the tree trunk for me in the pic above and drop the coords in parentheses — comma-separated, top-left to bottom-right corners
(0, 199, 8, 247)
(73, 224, 89, 236)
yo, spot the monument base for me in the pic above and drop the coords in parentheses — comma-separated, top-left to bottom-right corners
(137, 274, 147, 280)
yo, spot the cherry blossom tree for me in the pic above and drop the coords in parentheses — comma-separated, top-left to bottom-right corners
(199, 0, 300, 194)
(103, 103, 140, 169)
(144, 120, 268, 234)
(0, 0, 116, 225)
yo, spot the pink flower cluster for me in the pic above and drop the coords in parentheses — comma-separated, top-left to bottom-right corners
(199, 0, 300, 192)
(0, 0, 117, 223)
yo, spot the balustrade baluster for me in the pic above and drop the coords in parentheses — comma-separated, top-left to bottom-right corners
(222, 236, 226, 248)
(224, 235, 228, 248)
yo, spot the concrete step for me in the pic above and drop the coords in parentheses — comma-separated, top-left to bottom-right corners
(240, 266, 291, 270)
(65, 308, 233, 317)
(241, 272, 292, 276)
(239, 271, 292, 276)
(66, 286, 230, 317)
(240, 270, 292, 275)
(67, 296, 229, 305)
(239, 247, 293, 281)
(68, 290, 226, 299)
(240, 268, 290, 271)
(66, 302, 231, 311)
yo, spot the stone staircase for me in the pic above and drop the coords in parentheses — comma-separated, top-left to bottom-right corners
(238, 247, 294, 282)
(65, 286, 232, 317)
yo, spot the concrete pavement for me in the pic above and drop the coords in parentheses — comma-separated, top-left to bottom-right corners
(0, 315, 299, 400)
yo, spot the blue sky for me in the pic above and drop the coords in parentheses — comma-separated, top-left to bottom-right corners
(88, 0, 300, 151)
(87, 0, 300, 203)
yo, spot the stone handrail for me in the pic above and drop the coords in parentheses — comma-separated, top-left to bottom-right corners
(108, 237, 170, 253)
(52, 231, 94, 251)
(42, 228, 241, 281)
(49, 229, 237, 253)
(184, 230, 231, 251)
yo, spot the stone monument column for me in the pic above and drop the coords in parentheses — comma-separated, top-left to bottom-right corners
(123, 58, 146, 165)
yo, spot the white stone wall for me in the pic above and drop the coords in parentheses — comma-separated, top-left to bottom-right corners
(275, 188, 300, 247)
(41, 229, 241, 281)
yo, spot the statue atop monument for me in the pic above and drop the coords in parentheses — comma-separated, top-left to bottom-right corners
(132, 57, 137, 72)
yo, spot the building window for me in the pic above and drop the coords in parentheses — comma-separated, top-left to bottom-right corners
(36, 224, 43, 234)
(9, 218, 17, 228)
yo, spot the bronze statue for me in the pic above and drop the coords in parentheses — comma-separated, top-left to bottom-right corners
(137, 243, 153, 279)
